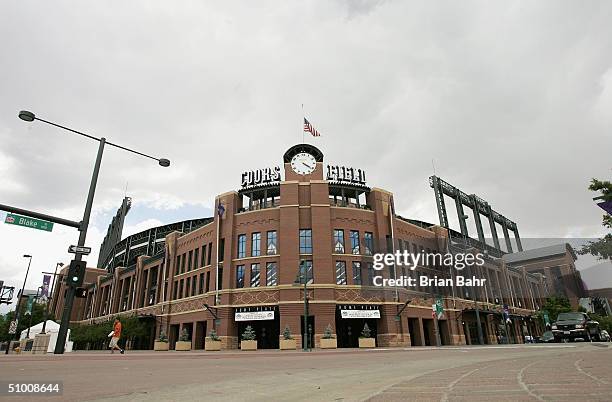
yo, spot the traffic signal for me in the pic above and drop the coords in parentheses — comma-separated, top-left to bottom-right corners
(67, 260, 87, 287)
(75, 287, 88, 298)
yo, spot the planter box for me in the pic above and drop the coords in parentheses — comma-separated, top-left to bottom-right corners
(154, 341, 169, 351)
(279, 339, 297, 350)
(359, 338, 376, 348)
(175, 341, 192, 351)
(240, 340, 257, 351)
(320, 338, 337, 349)
(205, 339, 222, 351)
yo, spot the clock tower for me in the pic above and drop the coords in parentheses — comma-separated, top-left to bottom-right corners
(282, 144, 324, 182)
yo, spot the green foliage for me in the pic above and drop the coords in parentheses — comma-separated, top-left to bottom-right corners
(360, 323, 372, 338)
(179, 328, 190, 342)
(589, 313, 612, 334)
(0, 302, 48, 342)
(322, 324, 334, 339)
(70, 316, 150, 348)
(157, 331, 168, 342)
(578, 178, 612, 261)
(536, 297, 572, 324)
(241, 325, 256, 341)
(208, 329, 220, 341)
(282, 326, 293, 340)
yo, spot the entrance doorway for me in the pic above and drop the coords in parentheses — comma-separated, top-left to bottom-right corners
(195, 321, 207, 349)
(237, 316, 280, 349)
(335, 309, 378, 348)
(408, 318, 421, 346)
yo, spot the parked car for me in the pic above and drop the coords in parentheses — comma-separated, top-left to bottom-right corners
(536, 331, 555, 343)
(600, 330, 611, 342)
(551, 312, 600, 342)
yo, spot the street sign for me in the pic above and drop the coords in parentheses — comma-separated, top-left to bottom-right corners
(68, 245, 92, 255)
(8, 320, 18, 334)
(4, 213, 53, 232)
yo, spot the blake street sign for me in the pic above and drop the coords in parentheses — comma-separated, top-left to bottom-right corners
(68, 245, 91, 255)
(4, 213, 53, 232)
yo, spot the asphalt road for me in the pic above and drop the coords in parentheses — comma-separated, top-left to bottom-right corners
(1, 343, 611, 401)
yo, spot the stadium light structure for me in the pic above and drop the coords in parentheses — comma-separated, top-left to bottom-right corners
(17, 110, 170, 354)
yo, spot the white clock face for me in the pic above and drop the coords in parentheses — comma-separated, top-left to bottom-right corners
(290, 152, 317, 175)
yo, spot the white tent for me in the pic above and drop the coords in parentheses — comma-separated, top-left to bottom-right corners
(19, 320, 73, 352)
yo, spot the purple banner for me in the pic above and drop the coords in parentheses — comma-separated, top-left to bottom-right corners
(41, 274, 51, 298)
(597, 200, 612, 215)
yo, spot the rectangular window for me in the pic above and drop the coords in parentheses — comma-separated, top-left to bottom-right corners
(176, 255, 181, 274)
(194, 248, 199, 269)
(173, 281, 178, 299)
(205, 271, 210, 293)
(250, 263, 260, 287)
(185, 277, 191, 296)
(350, 230, 360, 254)
(181, 253, 186, 273)
(188, 250, 193, 272)
(201, 245, 207, 266)
(199, 273, 204, 294)
(364, 232, 374, 255)
(352, 261, 362, 285)
(301, 260, 314, 284)
(179, 279, 184, 298)
(236, 265, 245, 288)
(335, 261, 347, 285)
(237, 234, 246, 258)
(266, 262, 278, 286)
(299, 229, 313, 254)
(217, 267, 223, 290)
(192, 277, 196, 296)
(267, 231, 277, 255)
(207, 243, 212, 266)
(219, 238, 225, 262)
(333, 229, 345, 253)
(367, 262, 375, 286)
(252, 232, 261, 257)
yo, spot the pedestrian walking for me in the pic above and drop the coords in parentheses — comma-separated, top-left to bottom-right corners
(108, 317, 125, 354)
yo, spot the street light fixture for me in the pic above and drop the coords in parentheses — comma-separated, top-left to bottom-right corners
(18, 110, 170, 354)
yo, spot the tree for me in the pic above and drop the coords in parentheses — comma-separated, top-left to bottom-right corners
(578, 178, 612, 261)
(360, 323, 372, 338)
(537, 297, 572, 323)
(241, 325, 256, 341)
(0, 302, 48, 342)
(282, 326, 293, 340)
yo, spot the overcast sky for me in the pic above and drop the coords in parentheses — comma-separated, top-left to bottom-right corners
(1, 1, 611, 311)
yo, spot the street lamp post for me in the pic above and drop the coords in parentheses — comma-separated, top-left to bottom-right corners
(41, 262, 63, 334)
(18, 110, 170, 354)
(5, 255, 32, 354)
(459, 214, 484, 346)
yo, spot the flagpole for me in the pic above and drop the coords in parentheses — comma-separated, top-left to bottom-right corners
(301, 104, 305, 143)
(215, 200, 220, 307)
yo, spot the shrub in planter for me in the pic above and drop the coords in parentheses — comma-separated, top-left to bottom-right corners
(154, 331, 169, 351)
(240, 325, 257, 351)
(320, 324, 337, 349)
(358, 323, 375, 348)
(205, 329, 222, 351)
(175, 328, 192, 351)
(280, 326, 297, 350)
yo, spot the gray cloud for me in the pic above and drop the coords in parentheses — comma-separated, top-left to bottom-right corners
(1, 1, 611, 271)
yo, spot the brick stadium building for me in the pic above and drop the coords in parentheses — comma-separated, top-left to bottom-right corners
(52, 144, 556, 350)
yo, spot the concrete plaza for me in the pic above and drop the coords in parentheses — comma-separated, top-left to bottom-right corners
(1, 343, 611, 401)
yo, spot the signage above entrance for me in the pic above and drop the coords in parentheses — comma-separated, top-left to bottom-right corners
(340, 309, 380, 319)
(241, 167, 281, 189)
(235, 311, 275, 321)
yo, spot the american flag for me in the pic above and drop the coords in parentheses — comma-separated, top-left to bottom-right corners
(303, 118, 321, 137)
